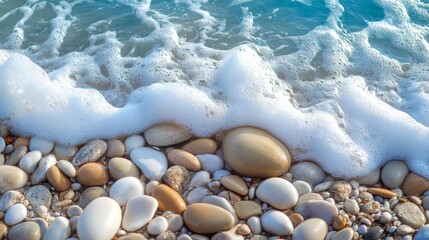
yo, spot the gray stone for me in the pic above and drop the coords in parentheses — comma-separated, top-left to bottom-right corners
(362, 226, 383, 240)
(8, 221, 41, 240)
(381, 161, 408, 189)
(345, 199, 360, 215)
(31, 154, 57, 184)
(290, 161, 326, 187)
(394, 202, 426, 229)
(295, 200, 338, 224)
(108, 157, 140, 180)
(43, 216, 70, 240)
(396, 225, 414, 235)
(32, 218, 48, 237)
(0, 190, 23, 212)
(79, 186, 108, 208)
(6, 146, 27, 165)
(72, 139, 107, 167)
(415, 224, 429, 240)
(356, 168, 380, 186)
(332, 228, 354, 240)
(25, 185, 51, 209)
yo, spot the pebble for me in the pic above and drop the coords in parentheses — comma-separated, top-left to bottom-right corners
(356, 168, 380, 185)
(18, 150, 42, 173)
(79, 187, 108, 208)
(403, 172, 429, 196)
(106, 139, 125, 158)
(313, 181, 334, 192)
(151, 184, 187, 214)
(8, 221, 41, 240)
(234, 200, 262, 219)
(187, 187, 212, 204)
(212, 169, 231, 180)
(44, 216, 71, 240)
(32, 217, 48, 236)
(291, 161, 326, 187)
(57, 160, 76, 177)
(144, 123, 193, 146)
(288, 213, 304, 227)
(189, 171, 210, 187)
(130, 147, 168, 181)
(167, 149, 201, 171)
(6, 146, 27, 165)
(379, 212, 392, 223)
(77, 197, 122, 240)
(367, 187, 397, 198)
(117, 233, 147, 240)
(247, 216, 262, 234)
(0, 165, 28, 193)
(222, 127, 291, 178)
(29, 137, 55, 155)
(125, 135, 146, 154)
(329, 181, 352, 202)
(0, 137, 4, 153)
(5, 203, 27, 226)
(181, 138, 217, 155)
(293, 180, 312, 196)
(397, 224, 414, 235)
(237, 224, 251, 235)
(221, 175, 248, 196)
(381, 161, 408, 189)
(67, 205, 83, 217)
(76, 162, 109, 186)
(415, 224, 429, 240)
(109, 177, 144, 206)
(108, 157, 140, 179)
(359, 192, 374, 202)
(0, 222, 6, 238)
(122, 195, 158, 231)
(72, 139, 107, 167)
(24, 185, 51, 208)
(31, 154, 57, 184)
(344, 199, 359, 215)
(163, 166, 190, 193)
(183, 203, 234, 234)
(394, 202, 426, 229)
(260, 210, 293, 236)
(165, 213, 183, 231)
(362, 226, 384, 240)
(331, 227, 354, 240)
(333, 215, 347, 230)
(0, 190, 23, 212)
(256, 177, 298, 210)
(295, 200, 338, 224)
(196, 154, 224, 173)
(292, 218, 328, 240)
(53, 143, 78, 161)
(358, 225, 368, 235)
(14, 137, 30, 148)
(201, 196, 237, 220)
(147, 216, 168, 235)
(145, 180, 160, 195)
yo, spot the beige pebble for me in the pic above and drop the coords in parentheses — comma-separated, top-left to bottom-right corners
(233, 201, 262, 220)
(0, 221, 7, 238)
(403, 172, 429, 196)
(151, 184, 186, 214)
(0, 165, 28, 193)
(288, 213, 304, 228)
(221, 175, 249, 196)
(183, 203, 235, 234)
(14, 137, 30, 149)
(53, 144, 78, 161)
(47, 165, 71, 192)
(107, 139, 125, 158)
(144, 123, 193, 147)
(167, 149, 201, 171)
(181, 138, 217, 155)
(117, 233, 147, 240)
(332, 215, 347, 230)
(237, 224, 251, 235)
(76, 162, 109, 187)
(222, 127, 291, 178)
(108, 157, 140, 180)
(367, 188, 397, 199)
(329, 181, 352, 202)
(163, 166, 190, 193)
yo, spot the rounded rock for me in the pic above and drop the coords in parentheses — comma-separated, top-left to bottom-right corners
(53, 143, 78, 161)
(295, 200, 338, 224)
(332, 228, 354, 240)
(0, 165, 28, 193)
(31, 154, 57, 185)
(79, 187, 108, 208)
(292, 218, 328, 240)
(109, 177, 144, 206)
(144, 123, 193, 147)
(57, 160, 76, 178)
(122, 195, 158, 231)
(415, 224, 429, 240)
(183, 203, 234, 234)
(72, 139, 107, 167)
(181, 138, 217, 155)
(29, 137, 55, 155)
(167, 149, 201, 171)
(362, 226, 384, 240)
(290, 161, 326, 187)
(43, 217, 71, 240)
(5, 203, 27, 226)
(329, 181, 352, 202)
(18, 150, 42, 174)
(76, 162, 109, 187)
(163, 165, 190, 193)
(151, 184, 186, 214)
(8, 221, 41, 240)
(233, 200, 262, 219)
(125, 135, 145, 154)
(189, 171, 210, 187)
(6, 146, 27, 165)
(222, 127, 291, 178)
(221, 175, 248, 196)
(196, 154, 224, 173)
(130, 147, 168, 181)
(147, 216, 168, 235)
(381, 161, 408, 189)
(394, 202, 426, 229)
(256, 177, 298, 210)
(260, 210, 293, 236)
(108, 157, 140, 180)
(403, 172, 429, 196)
(106, 139, 125, 158)
(293, 180, 312, 196)
(356, 168, 381, 186)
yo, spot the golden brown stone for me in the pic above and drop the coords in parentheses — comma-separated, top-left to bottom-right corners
(14, 137, 30, 149)
(0, 221, 7, 239)
(183, 203, 235, 234)
(167, 149, 201, 171)
(151, 184, 186, 214)
(367, 188, 397, 199)
(332, 215, 347, 230)
(403, 172, 429, 196)
(47, 166, 71, 192)
(221, 175, 249, 196)
(181, 138, 217, 155)
(76, 163, 109, 187)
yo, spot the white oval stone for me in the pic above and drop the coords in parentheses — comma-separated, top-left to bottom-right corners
(29, 137, 55, 155)
(212, 169, 231, 181)
(145, 180, 160, 195)
(0, 165, 28, 193)
(31, 154, 57, 184)
(256, 177, 298, 210)
(109, 177, 144, 206)
(247, 216, 262, 234)
(189, 171, 211, 187)
(122, 195, 158, 231)
(0, 190, 23, 212)
(292, 218, 328, 240)
(125, 135, 145, 154)
(19, 150, 42, 174)
(53, 143, 78, 161)
(57, 160, 77, 178)
(295, 200, 338, 224)
(130, 147, 167, 181)
(293, 180, 312, 196)
(196, 154, 224, 173)
(5, 203, 27, 226)
(187, 187, 212, 204)
(147, 216, 168, 235)
(77, 197, 122, 240)
(44, 216, 71, 240)
(261, 210, 293, 236)
(0, 137, 5, 153)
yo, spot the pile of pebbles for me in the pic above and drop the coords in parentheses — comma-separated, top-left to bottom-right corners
(1, 122, 429, 240)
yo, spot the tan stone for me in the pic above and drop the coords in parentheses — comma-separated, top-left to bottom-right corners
(237, 224, 251, 235)
(332, 215, 347, 230)
(107, 139, 125, 158)
(0, 221, 7, 239)
(220, 175, 249, 196)
(108, 157, 140, 180)
(151, 184, 186, 214)
(144, 123, 193, 147)
(233, 201, 262, 219)
(167, 149, 201, 171)
(14, 137, 30, 149)
(47, 166, 71, 192)
(76, 163, 109, 187)
(288, 213, 304, 228)
(117, 233, 147, 240)
(0, 165, 28, 193)
(222, 127, 291, 178)
(403, 172, 429, 196)
(181, 139, 217, 155)
(367, 188, 397, 199)
(183, 203, 235, 234)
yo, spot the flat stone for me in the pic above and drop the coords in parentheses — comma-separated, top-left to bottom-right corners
(108, 157, 140, 180)
(403, 172, 429, 196)
(293, 180, 312, 196)
(290, 161, 326, 187)
(367, 188, 397, 198)
(8, 221, 41, 240)
(223, 127, 291, 178)
(144, 123, 193, 147)
(292, 218, 328, 240)
(181, 138, 217, 155)
(233, 201, 262, 219)
(362, 226, 384, 240)
(313, 181, 334, 192)
(130, 147, 167, 181)
(106, 139, 125, 158)
(79, 187, 108, 208)
(163, 166, 190, 193)
(25, 185, 51, 208)
(72, 139, 107, 167)
(18, 150, 42, 174)
(221, 175, 248, 196)
(53, 143, 78, 161)
(125, 135, 145, 154)
(212, 169, 231, 181)
(0, 165, 28, 193)
(109, 177, 144, 206)
(0, 190, 23, 212)
(381, 161, 408, 189)
(295, 200, 338, 224)
(147, 216, 168, 235)
(29, 137, 55, 155)
(189, 171, 210, 187)
(183, 203, 234, 234)
(122, 195, 158, 231)
(77, 197, 122, 240)
(76, 162, 109, 187)
(196, 154, 224, 173)
(43, 217, 70, 240)
(31, 154, 57, 184)
(256, 177, 298, 210)
(247, 217, 262, 235)
(6, 146, 27, 165)
(415, 224, 429, 240)
(47, 165, 71, 192)
(56, 160, 76, 178)
(332, 228, 354, 240)
(329, 181, 352, 202)
(260, 210, 293, 236)
(167, 149, 201, 171)
(151, 184, 186, 214)
(5, 203, 27, 226)
(394, 202, 426, 229)
(356, 168, 380, 186)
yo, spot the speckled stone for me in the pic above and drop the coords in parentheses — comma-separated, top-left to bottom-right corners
(25, 185, 51, 209)
(394, 202, 426, 229)
(79, 187, 108, 208)
(329, 181, 352, 202)
(72, 139, 107, 167)
(144, 123, 193, 147)
(181, 138, 217, 155)
(163, 166, 190, 193)
(8, 221, 41, 240)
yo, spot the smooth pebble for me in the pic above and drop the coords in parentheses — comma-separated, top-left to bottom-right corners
(144, 123, 192, 146)
(18, 150, 42, 174)
(108, 157, 140, 180)
(256, 177, 298, 210)
(147, 216, 168, 235)
(260, 210, 293, 236)
(5, 203, 27, 226)
(130, 147, 167, 181)
(122, 195, 158, 231)
(196, 154, 224, 173)
(29, 137, 54, 155)
(110, 177, 144, 206)
(31, 154, 57, 185)
(43, 217, 71, 240)
(292, 218, 328, 240)
(53, 143, 78, 161)
(125, 135, 145, 154)
(0, 165, 28, 193)
(381, 161, 408, 189)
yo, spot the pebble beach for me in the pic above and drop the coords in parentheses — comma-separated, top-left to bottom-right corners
(0, 122, 429, 240)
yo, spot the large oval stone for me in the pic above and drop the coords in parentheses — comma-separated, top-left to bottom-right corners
(8, 221, 41, 240)
(183, 203, 234, 234)
(0, 165, 28, 193)
(256, 177, 298, 210)
(222, 127, 291, 178)
(292, 218, 328, 240)
(151, 184, 186, 214)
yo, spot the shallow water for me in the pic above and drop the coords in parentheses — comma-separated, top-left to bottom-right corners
(1, 0, 429, 178)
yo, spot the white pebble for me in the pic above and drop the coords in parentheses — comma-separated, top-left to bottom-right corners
(247, 216, 262, 234)
(122, 195, 158, 231)
(256, 177, 298, 210)
(19, 150, 42, 174)
(196, 154, 224, 173)
(125, 135, 145, 154)
(145, 180, 160, 195)
(0, 137, 5, 153)
(292, 180, 312, 196)
(147, 216, 168, 235)
(130, 147, 167, 181)
(380, 212, 392, 223)
(212, 169, 231, 180)
(44, 216, 71, 240)
(186, 187, 211, 204)
(57, 160, 76, 177)
(260, 210, 293, 236)
(189, 171, 211, 187)
(109, 177, 144, 206)
(5, 203, 27, 226)
(29, 137, 55, 155)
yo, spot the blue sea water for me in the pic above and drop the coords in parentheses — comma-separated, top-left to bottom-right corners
(1, 0, 429, 178)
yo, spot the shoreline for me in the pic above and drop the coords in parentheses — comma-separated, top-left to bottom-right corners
(0, 122, 429, 239)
